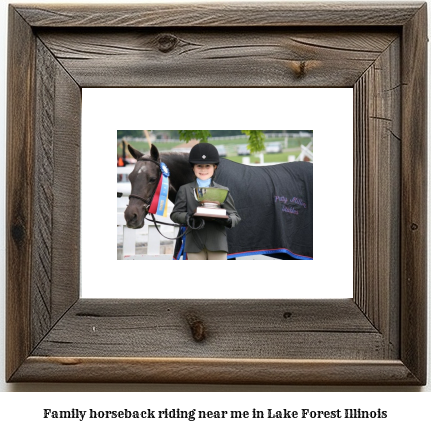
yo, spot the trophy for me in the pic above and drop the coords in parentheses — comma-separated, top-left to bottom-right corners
(193, 187, 229, 219)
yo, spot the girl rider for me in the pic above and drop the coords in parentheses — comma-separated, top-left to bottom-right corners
(170, 143, 241, 260)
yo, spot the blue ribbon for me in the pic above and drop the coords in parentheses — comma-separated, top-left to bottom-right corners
(156, 162, 170, 216)
(160, 162, 170, 178)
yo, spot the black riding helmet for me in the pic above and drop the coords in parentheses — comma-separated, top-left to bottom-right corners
(189, 142, 220, 166)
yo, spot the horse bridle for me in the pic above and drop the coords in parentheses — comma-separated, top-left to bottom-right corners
(128, 157, 162, 211)
(128, 157, 203, 240)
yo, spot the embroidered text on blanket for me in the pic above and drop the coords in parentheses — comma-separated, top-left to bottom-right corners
(282, 205, 299, 215)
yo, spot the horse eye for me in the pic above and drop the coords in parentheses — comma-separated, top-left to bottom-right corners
(148, 177, 157, 184)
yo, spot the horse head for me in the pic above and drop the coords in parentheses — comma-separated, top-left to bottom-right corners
(124, 144, 161, 229)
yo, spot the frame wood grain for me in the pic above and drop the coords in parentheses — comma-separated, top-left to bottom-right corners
(6, 2, 427, 384)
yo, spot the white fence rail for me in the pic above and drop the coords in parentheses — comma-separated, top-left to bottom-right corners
(297, 141, 314, 162)
(117, 209, 178, 260)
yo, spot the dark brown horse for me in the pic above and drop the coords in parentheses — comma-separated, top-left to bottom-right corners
(124, 144, 193, 229)
(124, 144, 313, 260)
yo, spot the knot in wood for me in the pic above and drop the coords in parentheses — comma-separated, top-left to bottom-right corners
(157, 34, 179, 53)
(11, 222, 26, 246)
(293, 61, 307, 79)
(186, 314, 206, 342)
(411, 223, 419, 231)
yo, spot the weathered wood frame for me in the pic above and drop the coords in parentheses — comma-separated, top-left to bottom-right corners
(6, 2, 427, 385)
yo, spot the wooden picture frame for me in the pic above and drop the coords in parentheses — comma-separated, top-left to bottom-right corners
(6, 2, 427, 385)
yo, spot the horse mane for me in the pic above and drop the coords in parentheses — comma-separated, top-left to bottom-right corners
(158, 150, 194, 202)
(159, 151, 189, 164)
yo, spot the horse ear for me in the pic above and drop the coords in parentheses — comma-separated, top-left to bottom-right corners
(128, 144, 144, 160)
(150, 144, 160, 162)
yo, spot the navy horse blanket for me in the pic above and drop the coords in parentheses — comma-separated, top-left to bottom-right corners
(174, 159, 313, 260)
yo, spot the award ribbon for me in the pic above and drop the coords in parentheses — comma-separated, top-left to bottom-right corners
(148, 162, 170, 217)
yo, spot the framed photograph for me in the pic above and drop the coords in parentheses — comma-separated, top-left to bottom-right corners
(6, 2, 427, 384)
(83, 90, 351, 300)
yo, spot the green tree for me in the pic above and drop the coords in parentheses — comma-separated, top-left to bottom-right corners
(178, 130, 266, 153)
(240, 130, 266, 152)
(178, 130, 212, 143)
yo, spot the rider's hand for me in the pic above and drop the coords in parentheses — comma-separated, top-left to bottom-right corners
(213, 217, 232, 228)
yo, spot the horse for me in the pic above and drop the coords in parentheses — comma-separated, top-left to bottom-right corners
(124, 144, 313, 260)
